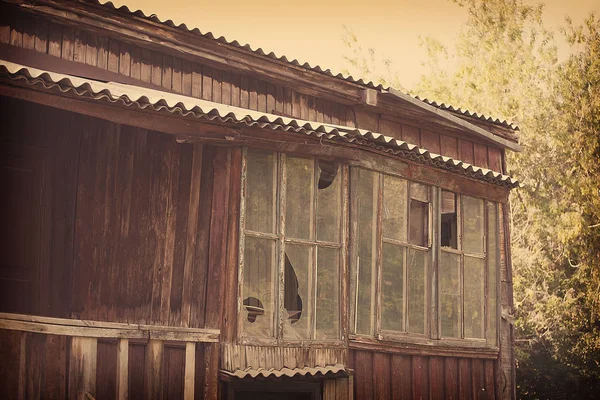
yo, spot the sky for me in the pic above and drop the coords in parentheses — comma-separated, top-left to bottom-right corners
(111, 0, 600, 90)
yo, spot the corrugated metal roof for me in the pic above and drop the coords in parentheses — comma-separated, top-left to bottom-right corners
(221, 364, 348, 379)
(75, 0, 518, 132)
(0, 60, 520, 188)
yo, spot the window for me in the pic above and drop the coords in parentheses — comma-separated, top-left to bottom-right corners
(351, 170, 431, 338)
(240, 149, 344, 342)
(350, 167, 499, 347)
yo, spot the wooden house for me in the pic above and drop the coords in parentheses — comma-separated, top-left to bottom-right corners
(0, 0, 520, 398)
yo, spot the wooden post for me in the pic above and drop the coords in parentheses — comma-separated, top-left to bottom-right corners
(145, 340, 163, 400)
(68, 337, 97, 400)
(184, 342, 195, 400)
(116, 338, 128, 400)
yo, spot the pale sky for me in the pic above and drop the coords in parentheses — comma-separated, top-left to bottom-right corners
(111, 0, 599, 90)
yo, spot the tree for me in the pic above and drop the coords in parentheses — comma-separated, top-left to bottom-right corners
(343, 1, 600, 397)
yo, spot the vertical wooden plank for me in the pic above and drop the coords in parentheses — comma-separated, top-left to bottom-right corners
(0, 4, 11, 44)
(323, 379, 337, 400)
(162, 345, 185, 399)
(221, 71, 232, 105)
(429, 356, 445, 400)
(391, 354, 411, 400)
(330, 102, 340, 125)
(34, 20, 49, 53)
(47, 24, 62, 57)
(373, 353, 391, 400)
(256, 79, 267, 112)
(191, 63, 202, 98)
(240, 75, 250, 109)
(23, 333, 46, 399)
(266, 82, 276, 113)
(335, 377, 349, 400)
(212, 69, 222, 103)
(248, 78, 258, 111)
(284, 87, 293, 116)
(354, 351, 373, 400)
(203, 343, 219, 400)
(202, 66, 213, 101)
(483, 359, 496, 400)
(458, 358, 473, 400)
(120, 42, 132, 77)
(9, 12, 23, 48)
(130, 45, 141, 80)
(402, 125, 421, 146)
(22, 16, 35, 50)
(151, 52, 163, 87)
(421, 129, 441, 153)
(96, 36, 108, 70)
(440, 134, 459, 159)
(44, 334, 68, 398)
(488, 147, 502, 172)
(474, 143, 489, 168)
(128, 342, 145, 400)
(307, 96, 317, 121)
(230, 72, 241, 107)
(69, 337, 97, 400)
(275, 84, 284, 114)
(85, 33, 98, 67)
(444, 357, 459, 400)
(108, 39, 120, 73)
(181, 60, 192, 96)
(471, 358, 485, 399)
(411, 356, 429, 400)
(184, 342, 196, 400)
(162, 55, 173, 90)
(194, 344, 205, 400)
(459, 140, 475, 164)
(299, 93, 308, 120)
(172, 57, 183, 93)
(73, 29, 86, 64)
(96, 340, 117, 400)
(141, 48, 152, 83)
(116, 339, 129, 400)
(61, 27, 74, 61)
(145, 340, 163, 400)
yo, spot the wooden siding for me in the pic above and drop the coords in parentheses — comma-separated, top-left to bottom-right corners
(348, 349, 496, 400)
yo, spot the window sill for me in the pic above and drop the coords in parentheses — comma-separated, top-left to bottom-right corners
(349, 335, 499, 359)
(238, 336, 346, 349)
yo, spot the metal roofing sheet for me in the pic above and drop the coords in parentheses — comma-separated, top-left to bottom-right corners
(0, 60, 520, 188)
(78, 0, 518, 132)
(221, 364, 348, 379)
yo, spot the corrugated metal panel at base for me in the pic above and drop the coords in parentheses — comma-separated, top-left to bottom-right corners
(0, 60, 520, 188)
(221, 364, 348, 380)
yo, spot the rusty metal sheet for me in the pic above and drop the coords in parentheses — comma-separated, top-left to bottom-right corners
(0, 60, 520, 189)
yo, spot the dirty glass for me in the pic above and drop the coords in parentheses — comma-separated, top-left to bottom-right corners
(381, 243, 405, 331)
(407, 248, 427, 334)
(440, 251, 461, 338)
(286, 156, 314, 240)
(353, 168, 378, 335)
(283, 244, 312, 340)
(409, 183, 430, 248)
(462, 196, 484, 254)
(382, 175, 408, 242)
(245, 150, 276, 233)
(242, 236, 276, 338)
(441, 191, 458, 249)
(316, 161, 342, 243)
(316, 247, 340, 340)
(464, 256, 484, 338)
(487, 202, 498, 344)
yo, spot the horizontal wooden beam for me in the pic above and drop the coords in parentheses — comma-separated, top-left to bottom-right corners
(0, 312, 220, 342)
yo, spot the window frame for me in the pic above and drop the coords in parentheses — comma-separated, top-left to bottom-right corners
(238, 148, 348, 346)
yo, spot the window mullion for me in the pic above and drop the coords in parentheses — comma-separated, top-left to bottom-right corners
(375, 172, 384, 339)
(277, 153, 286, 341)
(311, 160, 318, 339)
(431, 187, 440, 340)
(459, 195, 465, 339)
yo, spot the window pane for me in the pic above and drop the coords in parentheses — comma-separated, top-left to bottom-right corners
(245, 150, 276, 233)
(487, 203, 498, 345)
(242, 237, 275, 338)
(441, 191, 458, 249)
(381, 243, 405, 331)
(464, 256, 485, 338)
(409, 200, 429, 247)
(382, 175, 407, 242)
(316, 247, 340, 340)
(407, 248, 428, 334)
(440, 251, 461, 338)
(286, 156, 314, 240)
(317, 161, 342, 243)
(283, 244, 312, 340)
(352, 168, 378, 335)
(463, 196, 484, 254)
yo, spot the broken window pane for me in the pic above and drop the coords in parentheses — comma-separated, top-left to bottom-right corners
(283, 244, 312, 340)
(407, 248, 427, 334)
(464, 256, 484, 338)
(245, 150, 276, 233)
(441, 191, 458, 249)
(487, 203, 498, 345)
(242, 236, 276, 338)
(316, 247, 340, 340)
(286, 156, 314, 240)
(440, 251, 461, 338)
(316, 161, 341, 243)
(381, 243, 405, 331)
(462, 196, 484, 254)
(382, 176, 407, 242)
(353, 168, 378, 335)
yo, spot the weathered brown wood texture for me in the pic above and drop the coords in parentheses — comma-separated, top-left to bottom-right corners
(0, 2, 506, 173)
(349, 350, 496, 400)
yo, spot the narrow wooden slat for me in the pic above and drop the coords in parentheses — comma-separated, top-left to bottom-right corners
(459, 139, 475, 164)
(44, 334, 68, 398)
(130, 45, 141, 80)
(34, 20, 49, 53)
(140, 48, 152, 83)
(145, 339, 162, 400)
(61, 27, 74, 61)
(212, 68, 222, 103)
(440, 134, 459, 159)
(73, 29, 86, 64)
(323, 379, 336, 400)
(483, 359, 496, 400)
(172, 57, 183, 93)
(458, 358, 473, 400)
(108, 38, 120, 73)
(411, 356, 429, 400)
(402, 124, 421, 146)
(390, 354, 411, 400)
(96, 340, 117, 400)
(444, 357, 459, 400)
(373, 352, 391, 400)
(266, 82, 276, 113)
(240, 75, 249, 109)
(471, 358, 485, 399)
(69, 337, 97, 400)
(191, 63, 202, 98)
(116, 339, 129, 400)
(184, 342, 195, 400)
(256, 79, 266, 112)
(335, 377, 349, 400)
(474, 143, 489, 168)
(202, 66, 213, 101)
(221, 71, 231, 105)
(162, 55, 173, 90)
(488, 146, 503, 173)
(85, 33, 98, 67)
(128, 342, 145, 398)
(151, 51, 162, 87)
(203, 342, 219, 400)
(119, 42, 132, 77)
(47, 23, 62, 57)
(181, 59, 192, 96)
(429, 356, 445, 400)
(421, 129, 441, 153)
(9, 12, 23, 48)
(22, 16, 35, 50)
(354, 351, 373, 400)
(96, 36, 108, 70)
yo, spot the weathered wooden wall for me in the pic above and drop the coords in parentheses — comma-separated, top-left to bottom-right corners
(0, 2, 507, 174)
(0, 328, 211, 399)
(348, 349, 496, 400)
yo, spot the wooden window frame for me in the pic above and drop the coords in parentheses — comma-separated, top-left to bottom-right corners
(238, 148, 348, 347)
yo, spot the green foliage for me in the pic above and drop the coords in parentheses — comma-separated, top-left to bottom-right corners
(342, 0, 600, 396)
